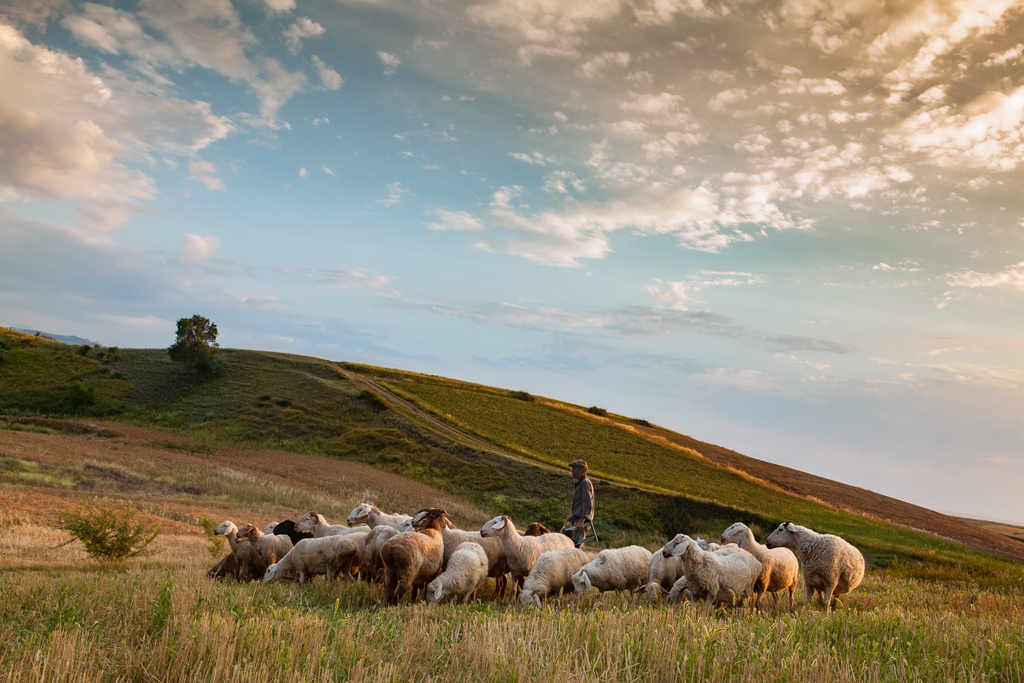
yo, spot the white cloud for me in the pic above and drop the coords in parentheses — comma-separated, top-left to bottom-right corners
(377, 51, 401, 75)
(580, 51, 630, 78)
(299, 167, 308, 177)
(312, 56, 343, 90)
(378, 181, 410, 207)
(0, 22, 234, 230)
(176, 233, 221, 265)
(889, 86, 1024, 171)
(467, 0, 623, 55)
(284, 17, 324, 53)
(306, 267, 393, 291)
(949, 262, 1024, 290)
(264, 0, 296, 12)
(509, 151, 555, 165)
(427, 209, 486, 232)
(187, 159, 225, 192)
(647, 271, 767, 310)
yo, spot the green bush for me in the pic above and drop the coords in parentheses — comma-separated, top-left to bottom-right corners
(199, 516, 225, 559)
(509, 390, 535, 402)
(59, 502, 161, 561)
(586, 406, 608, 417)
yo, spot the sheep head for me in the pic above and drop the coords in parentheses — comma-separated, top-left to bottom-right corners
(764, 522, 798, 550)
(235, 523, 258, 542)
(669, 535, 697, 558)
(571, 569, 592, 594)
(720, 522, 749, 546)
(412, 508, 448, 532)
(213, 520, 236, 536)
(346, 503, 375, 526)
(523, 522, 549, 536)
(426, 577, 444, 604)
(661, 533, 689, 558)
(480, 515, 511, 537)
(295, 511, 321, 533)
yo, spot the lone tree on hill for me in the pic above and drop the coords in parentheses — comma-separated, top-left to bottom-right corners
(168, 314, 220, 378)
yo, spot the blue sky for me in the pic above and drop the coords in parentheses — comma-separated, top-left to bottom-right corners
(2, 0, 1023, 524)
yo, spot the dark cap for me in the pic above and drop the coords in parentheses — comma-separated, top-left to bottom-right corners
(569, 459, 588, 471)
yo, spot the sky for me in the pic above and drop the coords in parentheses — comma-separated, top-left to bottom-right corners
(1, 0, 1023, 525)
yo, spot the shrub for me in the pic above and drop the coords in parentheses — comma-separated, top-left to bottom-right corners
(58, 502, 161, 561)
(199, 516, 226, 559)
(68, 382, 95, 409)
(587, 406, 608, 417)
(509, 390, 535, 402)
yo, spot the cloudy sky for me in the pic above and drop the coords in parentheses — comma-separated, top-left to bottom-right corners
(2, 0, 1023, 524)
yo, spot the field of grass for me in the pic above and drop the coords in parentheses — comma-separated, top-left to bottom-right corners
(0, 422, 1021, 683)
(2, 329, 1024, 681)
(2, 535, 1022, 683)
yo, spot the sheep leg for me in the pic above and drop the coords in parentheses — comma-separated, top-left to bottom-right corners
(491, 574, 507, 600)
(823, 584, 836, 613)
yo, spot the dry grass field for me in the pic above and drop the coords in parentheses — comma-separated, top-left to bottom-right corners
(1, 420, 1023, 682)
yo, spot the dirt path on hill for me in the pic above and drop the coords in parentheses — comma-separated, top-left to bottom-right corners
(339, 366, 1024, 563)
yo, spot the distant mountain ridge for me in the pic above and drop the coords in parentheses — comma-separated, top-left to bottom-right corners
(11, 327, 99, 347)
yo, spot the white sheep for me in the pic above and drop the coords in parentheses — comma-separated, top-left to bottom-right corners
(668, 575, 693, 603)
(666, 534, 762, 608)
(236, 524, 294, 580)
(361, 525, 401, 583)
(346, 503, 412, 529)
(426, 542, 490, 604)
(721, 522, 799, 609)
(480, 515, 574, 595)
(643, 536, 723, 600)
(519, 547, 594, 607)
(641, 547, 685, 600)
(408, 510, 511, 599)
(571, 545, 652, 594)
(295, 510, 370, 537)
(264, 532, 369, 584)
(765, 521, 865, 612)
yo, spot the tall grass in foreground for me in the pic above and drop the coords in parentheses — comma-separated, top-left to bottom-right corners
(2, 557, 1022, 683)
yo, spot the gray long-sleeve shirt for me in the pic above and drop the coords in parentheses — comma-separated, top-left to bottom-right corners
(571, 476, 595, 522)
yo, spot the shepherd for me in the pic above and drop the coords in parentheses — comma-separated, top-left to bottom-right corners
(564, 459, 595, 547)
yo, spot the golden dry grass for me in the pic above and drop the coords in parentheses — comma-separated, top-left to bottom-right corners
(1, 420, 1023, 682)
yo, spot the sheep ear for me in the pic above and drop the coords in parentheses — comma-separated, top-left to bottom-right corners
(583, 572, 592, 591)
(533, 594, 541, 608)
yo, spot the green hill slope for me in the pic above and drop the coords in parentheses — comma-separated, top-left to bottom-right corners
(0, 327, 1019, 574)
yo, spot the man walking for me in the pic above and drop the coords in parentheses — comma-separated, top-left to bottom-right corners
(565, 459, 595, 547)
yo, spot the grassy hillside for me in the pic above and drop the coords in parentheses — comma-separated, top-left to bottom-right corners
(0, 328, 1018, 571)
(2, 328, 1024, 682)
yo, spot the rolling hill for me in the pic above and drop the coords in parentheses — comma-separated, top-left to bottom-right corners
(0, 326, 1020, 569)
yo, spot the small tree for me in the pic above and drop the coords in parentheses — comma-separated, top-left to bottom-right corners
(59, 502, 161, 561)
(168, 314, 220, 378)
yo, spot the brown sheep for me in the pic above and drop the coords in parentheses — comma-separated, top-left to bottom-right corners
(380, 508, 448, 606)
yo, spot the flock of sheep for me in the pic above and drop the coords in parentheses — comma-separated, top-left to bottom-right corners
(208, 504, 866, 612)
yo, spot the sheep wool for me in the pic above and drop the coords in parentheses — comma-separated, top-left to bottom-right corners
(480, 515, 574, 595)
(519, 547, 593, 607)
(721, 522, 799, 609)
(765, 522, 864, 612)
(667, 534, 762, 608)
(426, 542, 490, 604)
(571, 545, 653, 594)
